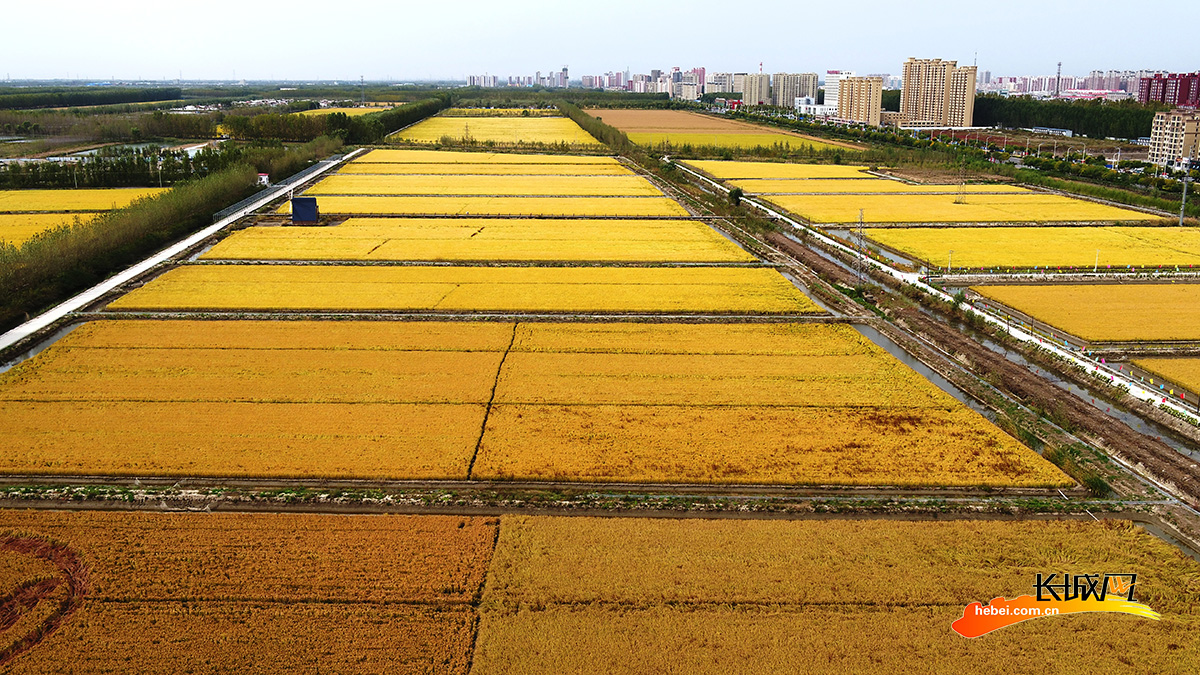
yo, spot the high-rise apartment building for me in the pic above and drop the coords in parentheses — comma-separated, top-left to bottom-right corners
(838, 76, 883, 126)
(743, 73, 771, 106)
(899, 58, 977, 127)
(732, 73, 749, 96)
(1139, 72, 1200, 108)
(706, 72, 734, 93)
(772, 72, 818, 107)
(824, 70, 854, 114)
(1149, 109, 1200, 167)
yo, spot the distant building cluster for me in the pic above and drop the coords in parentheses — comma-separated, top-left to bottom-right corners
(1138, 72, 1200, 108)
(898, 58, 977, 128)
(466, 68, 570, 89)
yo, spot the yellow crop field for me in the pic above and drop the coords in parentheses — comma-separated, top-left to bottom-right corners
(443, 108, 562, 117)
(0, 320, 510, 478)
(353, 148, 618, 164)
(868, 226, 1200, 268)
(684, 160, 874, 179)
(473, 322, 1066, 487)
(395, 116, 601, 146)
(732, 179, 1030, 194)
(338, 162, 633, 176)
(108, 265, 818, 315)
(1133, 358, 1200, 394)
(767, 193, 1150, 224)
(0, 510, 492, 672)
(0, 213, 95, 246)
(294, 107, 388, 116)
(473, 517, 1200, 674)
(203, 219, 755, 263)
(973, 284, 1200, 342)
(277, 195, 689, 217)
(627, 132, 845, 151)
(0, 188, 166, 212)
(305, 173, 662, 196)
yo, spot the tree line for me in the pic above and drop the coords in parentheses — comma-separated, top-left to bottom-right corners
(973, 94, 1167, 140)
(0, 87, 183, 111)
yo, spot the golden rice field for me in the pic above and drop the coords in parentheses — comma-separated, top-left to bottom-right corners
(108, 265, 816, 314)
(353, 148, 618, 164)
(0, 213, 95, 246)
(1, 321, 1063, 487)
(588, 109, 858, 152)
(868, 227, 1200, 268)
(0, 188, 165, 212)
(474, 322, 1065, 487)
(277, 195, 687, 217)
(304, 173, 663, 196)
(1132, 358, 1200, 395)
(338, 162, 634, 176)
(767, 193, 1150, 224)
(972, 284, 1200, 342)
(203, 219, 755, 263)
(627, 132, 846, 151)
(732, 178, 1031, 194)
(294, 107, 389, 116)
(0, 320, 508, 478)
(395, 117, 601, 146)
(473, 517, 1200, 674)
(0, 510, 492, 673)
(683, 160, 874, 180)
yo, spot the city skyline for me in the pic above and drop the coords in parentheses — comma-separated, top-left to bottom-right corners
(2, 0, 1197, 82)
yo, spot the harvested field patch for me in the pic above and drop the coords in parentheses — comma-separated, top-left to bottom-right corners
(628, 132, 845, 151)
(473, 517, 1199, 674)
(395, 117, 600, 146)
(683, 160, 873, 180)
(869, 226, 1200, 268)
(0, 510, 493, 673)
(203, 219, 754, 263)
(1132, 358, 1200, 395)
(972, 284, 1200, 343)
(0, 188, 165, 213)
(277, 195, 688, 217)
(352, 149, 618, 164)
(305, 174, 662, 196)
(109, 265, 816, 314)
(767, 193, 1150, 224)
(295, 107, 389, 116)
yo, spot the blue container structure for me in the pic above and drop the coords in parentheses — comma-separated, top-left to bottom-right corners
(291, 197, 319, 223)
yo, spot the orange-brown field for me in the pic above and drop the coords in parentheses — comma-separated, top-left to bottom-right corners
(0, 510, 495, 673)
(587, 109, 862, 152)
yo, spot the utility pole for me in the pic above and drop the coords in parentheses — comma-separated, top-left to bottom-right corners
(361, 75, 365, 106)
(1182, 173, 1191, 227)
(855, 209, 866, 285)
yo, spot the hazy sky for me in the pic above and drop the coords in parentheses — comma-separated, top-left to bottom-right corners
(3, 0, 1196, 82)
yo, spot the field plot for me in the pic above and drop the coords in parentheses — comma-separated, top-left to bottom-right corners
(295, 107, 388, 116)
(352, 148, 618, 164)
(276, 195, 688, 217)
(474, 323, 1066, 487)
(1133, 358, 1200, 395)
(395, 116, 601, 146)
(339, 162, 633, 176)
(203, 218, 756, 263)
(589, 109, 855, 151)
(0, 188, 165, 212)
(0, 213, 95, 246)
(0, 320, 510, 478)
(683, 159, 874, 180)
(473, 517, 1200, 674)
(973, 284, 1200, 342)
(869, 226, 1200, 269)
(766, 193, 1149, 224)
(732, 178, 1030, 194)
(304, 174, 662, 196)
(0, 510, 492, 673)
(108, 265, 817, 314)
(442, 108, 562, 116)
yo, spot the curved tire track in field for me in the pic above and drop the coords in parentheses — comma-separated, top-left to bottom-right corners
(0, 535, 90, 667)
